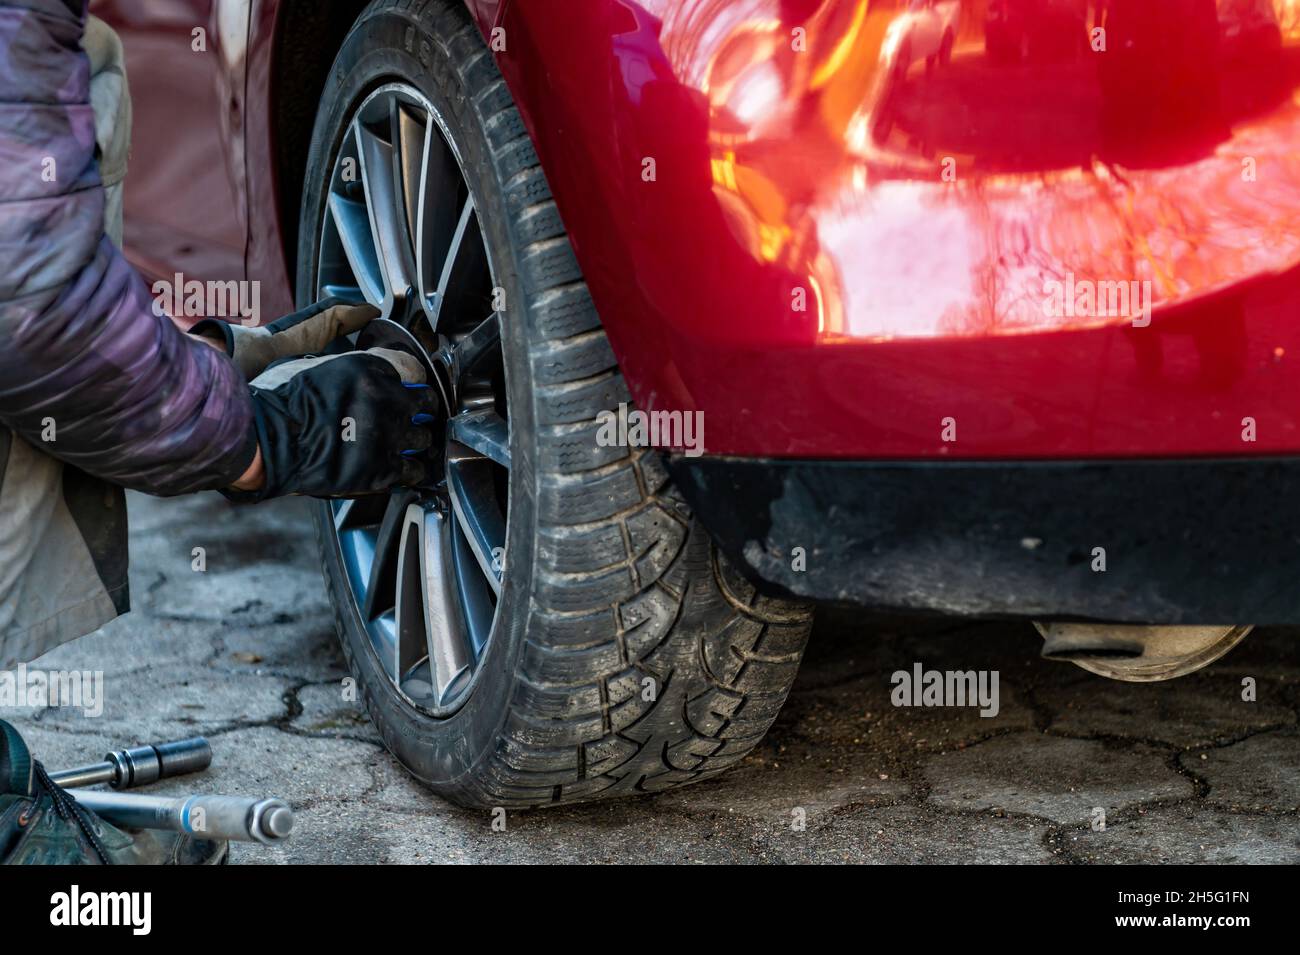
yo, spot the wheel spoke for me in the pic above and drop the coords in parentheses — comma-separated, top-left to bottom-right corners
(321, 283, 366, 302)
(449, 510, 496, 655)
(440, 204, 490, 333)
(334, 495, 387, 532)
(447, 409, 510, 468)
(333, 498, 358, 531)
(393, 102, 428, 258)
(428, 200, 476, 331)
(356, 116, 416, 311)
(395, 502, 472, 704)
(394, 507, 430, 681)
(360, 490, 415, 624)
(415, 126, 463, 318)
(451, 312, 501, 385)
(328, 190, 384, 306)
(446, 443, 506, 594)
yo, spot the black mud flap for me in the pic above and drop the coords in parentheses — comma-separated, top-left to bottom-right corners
(668, 455, 1300, 625)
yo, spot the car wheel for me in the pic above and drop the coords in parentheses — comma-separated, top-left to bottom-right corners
(295, 0, 814, 808)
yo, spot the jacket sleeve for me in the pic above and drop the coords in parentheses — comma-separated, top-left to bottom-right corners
(0, 0, 256, 495)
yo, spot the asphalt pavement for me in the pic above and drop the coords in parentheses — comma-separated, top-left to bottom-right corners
(13, 491, 1300, 863)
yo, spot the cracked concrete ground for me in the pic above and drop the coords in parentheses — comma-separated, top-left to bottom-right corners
(11, 492, 1300, 863)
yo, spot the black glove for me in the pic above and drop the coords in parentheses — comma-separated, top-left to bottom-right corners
(224, 347, 438, 502)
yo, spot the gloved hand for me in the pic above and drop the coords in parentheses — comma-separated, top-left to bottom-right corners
(223, 347, 438, 502)
(190, 298, 380, 381)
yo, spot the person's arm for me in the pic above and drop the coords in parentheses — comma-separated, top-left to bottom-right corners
(190, 336, 265, 491)
(0, 0, 257, 495)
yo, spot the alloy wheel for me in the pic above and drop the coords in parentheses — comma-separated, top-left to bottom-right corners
(314, 82, 509, 716)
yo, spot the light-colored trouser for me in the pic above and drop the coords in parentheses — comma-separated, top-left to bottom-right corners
(0, 17, 133, 667)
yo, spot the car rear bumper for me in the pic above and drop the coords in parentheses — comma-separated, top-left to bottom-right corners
(669, 454, 1300, 625)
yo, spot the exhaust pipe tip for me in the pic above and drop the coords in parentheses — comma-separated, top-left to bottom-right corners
(1034, 623, 1252, 682)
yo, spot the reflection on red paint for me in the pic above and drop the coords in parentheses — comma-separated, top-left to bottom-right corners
(654, 0, 1300, 343)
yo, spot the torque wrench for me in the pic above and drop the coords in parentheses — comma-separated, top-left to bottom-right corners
(50, 736, 212, 790)
(66, 790, 293, 845)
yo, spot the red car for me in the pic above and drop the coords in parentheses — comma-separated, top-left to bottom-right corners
(94, 0, 1300, 806)
(985, 0, 1089, 62)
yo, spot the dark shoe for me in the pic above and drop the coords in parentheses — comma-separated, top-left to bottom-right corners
(0, 720, 228, 865)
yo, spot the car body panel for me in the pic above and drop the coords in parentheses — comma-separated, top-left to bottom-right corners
(494, 0, 1300, 459)
(986, 0, 1089, 61)
(90, 0, 249, 289)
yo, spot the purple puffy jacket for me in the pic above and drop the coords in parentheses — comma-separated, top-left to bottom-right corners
(0, 0, 254, 495)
